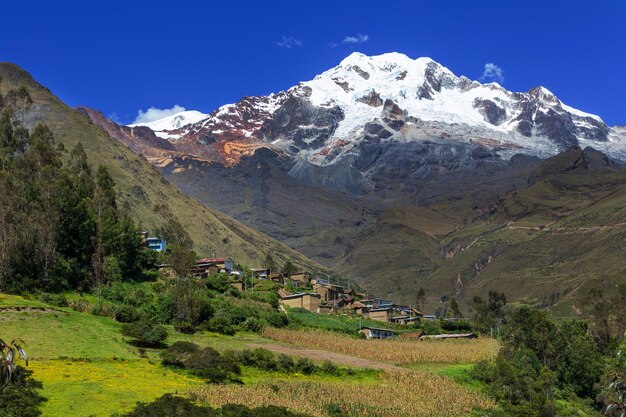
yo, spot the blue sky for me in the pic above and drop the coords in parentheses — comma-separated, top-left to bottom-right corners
(1, 0, 625, 125)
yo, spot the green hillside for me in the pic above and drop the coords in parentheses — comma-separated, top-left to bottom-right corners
(0, 63, 328, 275)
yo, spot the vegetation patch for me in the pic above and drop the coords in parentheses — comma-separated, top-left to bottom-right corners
(190, 370, 495, 417)
(262, 327, 499, 364)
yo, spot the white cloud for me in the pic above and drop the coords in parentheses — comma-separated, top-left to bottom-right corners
(480, 63, 505, 84)
(277, 36, 303, 49)
(342, 33, 369, 45)
(132, 105, 186, 124)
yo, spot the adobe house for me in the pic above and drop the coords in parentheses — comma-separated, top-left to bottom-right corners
(391, 315, 422, 325)
(313, 282, 344, 302)
(289, 272, 311, 285)
(350, 301, 366, 315)
(367, 307, 393, 323)
(359, 326, 395, 340)
(193, 257, 234, 277)
(280, 292, 321, 313)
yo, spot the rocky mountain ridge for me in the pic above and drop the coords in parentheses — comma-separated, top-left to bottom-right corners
(119, 52, 626, 170)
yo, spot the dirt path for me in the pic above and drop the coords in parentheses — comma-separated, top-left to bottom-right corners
(249, 343, 408, 372)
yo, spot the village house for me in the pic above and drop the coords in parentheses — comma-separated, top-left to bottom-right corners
(359, 326, 395, 340)
(350, 301, 366, 315)
(367, 307, 393, 322)
(391, 315, 422, 325)
(193, 257, 234, 277)
(250, 268, 270, 279)
(289, 272, 311, 285)
(313, 282, 344, 302)
(139, 231, 167, 252)
(280, 292, 321, 313)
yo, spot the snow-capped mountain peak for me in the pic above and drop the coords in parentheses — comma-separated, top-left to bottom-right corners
(121, 52, 626, 166)
(128, 110, 208, 139)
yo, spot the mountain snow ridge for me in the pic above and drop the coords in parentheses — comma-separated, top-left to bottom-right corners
(125, 52, 626, 164)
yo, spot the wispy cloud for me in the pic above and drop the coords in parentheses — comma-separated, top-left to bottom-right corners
(328, 33, 370, 48)
(480, 63, 505, 84)
(276, 36, 303, 49)
(342, 33, 369, 45)
(132, 105, 186, 124)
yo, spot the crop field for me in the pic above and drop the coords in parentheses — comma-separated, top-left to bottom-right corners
(262, 327, 499, 364)
(286, 307, 408, 333)
(190, 369, 495, 417)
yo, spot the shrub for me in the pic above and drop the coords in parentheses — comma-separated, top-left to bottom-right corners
(114, 303, 141, 323)
(207, 316, 236, 335)
(266, 312, 288, 328)
(183, 347, 241, 383)
(173, 320, 196, 334)
(119, 394, 312, 417)
(420, 320, 443, 335)
(90, 300, 116, 318)
(295, 357, 315, 375)
(68, 298, 90, 313)
(37, 292, 68, 307)
(319, 360, 339, 376)
(277, 354, 295, 373)
(206, 273, 231, 292)
(161, 345, 241, 384)
(241, 317, 262, 333)
(121, 318, 168, 347)
(0, 367, 46, 417)
(160, 341, 200, 367)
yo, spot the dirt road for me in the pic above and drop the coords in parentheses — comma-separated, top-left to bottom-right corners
(248, 343, 408, 372)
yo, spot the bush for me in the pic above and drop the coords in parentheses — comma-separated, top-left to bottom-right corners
(162, 344, 240, 384)
(241, 317, 262, 333)
(173, 320, 196, 334)
(420, 320, 443, 335)
(119, 394, 312, 417)
(183, 347, 241, 383)
(277, 354, 295, 373)
(295, 357, 315, 375)
(121, 318, 168, 347)
(0, 367, 47, 417)
(319, 360, 339, 376)
(206, 316, 236, 335)
(160, 341, 199, 367)
(114, 303, 141, 323)
(90, 300, 116, 318)
(266, 312, 288, 328)
(37, 292, 68, 307)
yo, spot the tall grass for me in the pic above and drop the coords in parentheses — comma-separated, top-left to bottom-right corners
(190, 370, 494, 417)
(262, 328, 499, 364)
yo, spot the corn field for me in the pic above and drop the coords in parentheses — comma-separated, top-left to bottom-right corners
(190, 370, 495, 417)
(262, 328, 499, 364)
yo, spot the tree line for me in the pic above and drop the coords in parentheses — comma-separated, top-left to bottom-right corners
(0, 86, 152, 295)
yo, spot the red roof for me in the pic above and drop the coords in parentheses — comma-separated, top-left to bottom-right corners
(197, 257, 230, 264)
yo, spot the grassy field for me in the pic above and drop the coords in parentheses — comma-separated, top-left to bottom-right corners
(262, 327, 499, 364)
(0, 294, 266, 416)
(1, 294, 499, 416)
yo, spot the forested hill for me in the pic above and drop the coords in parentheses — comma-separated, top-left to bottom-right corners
(0, 63, 329, 277)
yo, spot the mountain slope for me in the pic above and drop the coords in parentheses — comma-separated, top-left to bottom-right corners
(79, 53, 626, 312)
(0, 62, 329, 275)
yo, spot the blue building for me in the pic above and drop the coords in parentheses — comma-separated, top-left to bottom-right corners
(145, 237, 167, 252)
